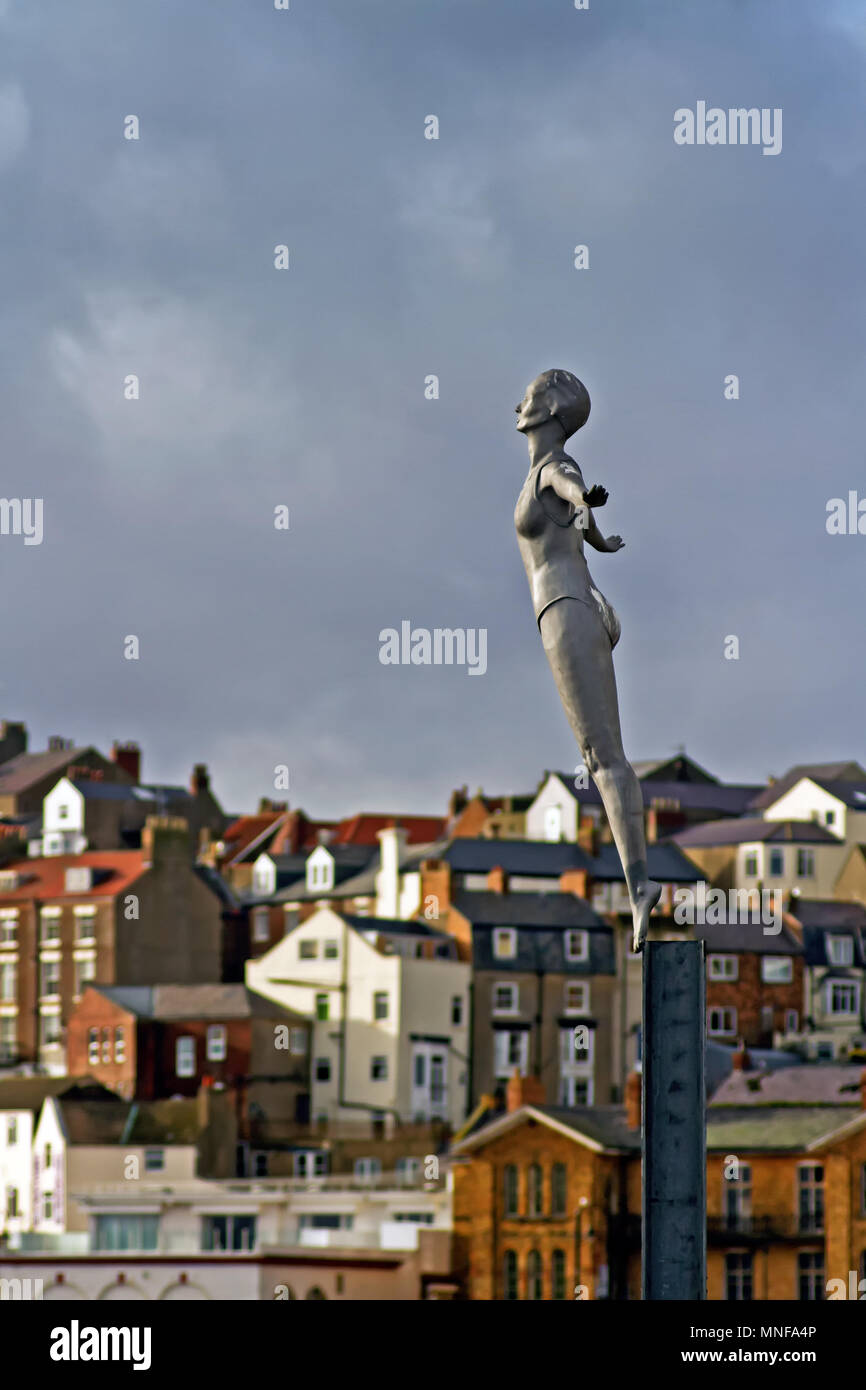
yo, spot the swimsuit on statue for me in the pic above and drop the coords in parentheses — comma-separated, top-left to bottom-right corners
(514, 449, 621, 647)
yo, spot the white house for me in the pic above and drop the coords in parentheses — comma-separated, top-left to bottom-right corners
(246, 906, 470, 1128)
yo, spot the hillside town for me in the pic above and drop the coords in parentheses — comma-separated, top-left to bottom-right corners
(0, 721, 865, 1301)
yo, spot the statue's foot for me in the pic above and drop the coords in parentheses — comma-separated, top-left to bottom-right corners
(632, 881, 662, 954)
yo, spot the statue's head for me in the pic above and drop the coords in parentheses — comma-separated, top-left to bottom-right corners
(515, 369, 590, 438)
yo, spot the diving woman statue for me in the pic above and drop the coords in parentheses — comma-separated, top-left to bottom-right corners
(514, 369, 661, 952)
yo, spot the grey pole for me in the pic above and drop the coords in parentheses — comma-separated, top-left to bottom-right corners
(642, 939, 706, 1300)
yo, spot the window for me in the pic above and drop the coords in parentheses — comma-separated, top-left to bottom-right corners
(373, 991, 389, 1021)
(451, 995, 463, 1026)
(825, 810, 836, 827)
(493, 983, 519, 1015)
(75, 911, 96, 942)
(827, 935, 855, 967)
(551, 1163, 567, 1217)
(314, 1057, 331, 1083)
(708, 955, 738, 981)
(503, 1249, 518, 1300)
(289, 1028, 307, 1055)
(299, 940, 318, 959)
(707, 1007, 737, 1036)
(723, 1162, 752, 1231)
(323, 939, 338, 958)
(565, 930, 588, 963)
(0, 917, 16, 946)
(101, 1026, 112, 1063)
(44, 1143, 52, 1166)
(798, 1252, 825, 1301)
(560, 1076, 592, 1105)
(39, 959, 60, 999)
(315, 993, 329, 1021)
(0, 961, 16, 1001)
(527, 1249, 543, 1300)
(94, 1215, 159, 1252)
(206, 1024, 227, 1062)
(354, 1157, 381, 1184)
(392, 1212, 433, 1224)
(293, 1150, 328, 1178)
(743, 851, 759, 877)
(564, 982, 589, 1014)
(88, 1027, 99, 1065)
(504, 1164, 519, 1217)
(41, 1192, 54, 1222)
(396, 1157, 422, 1186)
(543, 805, 563, 842)
(40, 1014, 61, 1047)
(74, 957, 95, 997)
(493, 1029, 529, 1078)
(784, 1009, 799, 1034)
(282, 908, 300, 936)
(761, 956, 793, 983)
(6, 1186, 18, 1218)
(6, 1118, 16, 1145)
(725, 1252, 753, 1301)
(176, 1035, 196, 1077)
(493, 928, 517, 959)
(798, 1164, 824, 1234)
(40, 913, 61, 943)
(816, 1041, 835, 1061)
(796, 849, 815, 878)
(252, 908, 270, 943)
(828, 982, 859, 1016)
(528, 1163, 543, 1217)
(144, 1148, 164, 1172)
(370, 1055, 388, 1081)
(561, 1025, 593, 1066)
(254, 1153, 269, 1177)
(768, 848, 784, 877)
(552, 1249, 567, 1300)
(114, 1026, 125, 1063)
(0, 1017, 15, 1064)
(202, 1214, 257, 1252)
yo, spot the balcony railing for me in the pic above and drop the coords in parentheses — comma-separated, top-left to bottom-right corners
(708, 1214, 824, 1241)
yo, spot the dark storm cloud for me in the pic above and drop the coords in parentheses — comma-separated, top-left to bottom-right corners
(0, 0, 862, 815)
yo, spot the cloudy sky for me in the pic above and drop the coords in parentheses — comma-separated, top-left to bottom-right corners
(0, 0, 864, 818)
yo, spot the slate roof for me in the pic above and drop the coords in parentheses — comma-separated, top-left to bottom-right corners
(706, 1105, 857, 1151)
(89, 983, 305, 1022)
(550, 771, 760, 816)
(711, 1064, 865, 1107)
(450, 1103, 641, 1155)
(444, 838, 593, 876)
(751, 762, 866, 811)
(694, 918, 803, 955)
(675, 817, 840, 848)
(791, 899, 866, 932)
(58, 1097, 200, 1146)
(453, 889, 604, 929)
(344, 913, 452, 939)
(591, 842, 702, 883)
(453, 891, 614, 974)
(0, 747, 95, 794)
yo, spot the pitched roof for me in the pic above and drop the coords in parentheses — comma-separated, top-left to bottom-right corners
(444, 837, 593, 876)
(706, 1105, 858, 1151)
(694, 917, 803, 955)
(674, 817, 840, 848)
(711, 1065, 865, 1107)
(0, 851, 146, 902)
(549, 771, 760, 816)
(90, 983, 306, 1022)
(343, 913, 451, 940)
(0, 747, 102, 795)
(789, 898, 866, 931)
(331, 814, 447, 846)
(0, 1076, 115, 1116)
(751, 763, 866, 811)
(450, 1104, 641, 1155)
(452, 889, 605, 929)
(58, 1097, 200, 1146)
(591, 842, 703, 883)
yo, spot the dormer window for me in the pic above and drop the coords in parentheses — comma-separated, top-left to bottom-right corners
(493, 928, 517, 959)
(306, 848, 334, 893)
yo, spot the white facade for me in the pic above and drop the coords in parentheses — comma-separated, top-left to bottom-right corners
(732, 836, 846, 901)
(525, 774, 580, 843)
(763, 777, 866, 846)
(246, 907, 470, 1126)
(40, 779, 87, 857)
(0, 1107, 36, 1238)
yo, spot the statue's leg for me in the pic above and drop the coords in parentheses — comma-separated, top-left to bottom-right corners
(539, 597, 661, 951)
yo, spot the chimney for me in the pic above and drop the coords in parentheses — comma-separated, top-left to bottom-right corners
(111, 740, 141, 783)
(487, 865, 508, 894)
(645, 808, 659, 844)
(420, 858, 451, 916)
(191, 763, 210, 795)
(576, 819, 598, 856)
(625, 1069, 641, 1129)
(376, 825, 408, 918)
(0, 721, 27, 765)
(141, 815, 191, 867)
(559, 868, 589, 899)
(732, 1040, 751, 1072)
(506, 1070, 546, 1113)
(258, 798, 288, 814)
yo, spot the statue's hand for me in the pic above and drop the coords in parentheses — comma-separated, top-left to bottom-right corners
(583, 484, 608, 508)
(605, 535, 625, 552)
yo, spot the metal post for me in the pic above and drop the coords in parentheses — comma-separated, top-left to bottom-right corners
(641, 939, 706, 1300)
